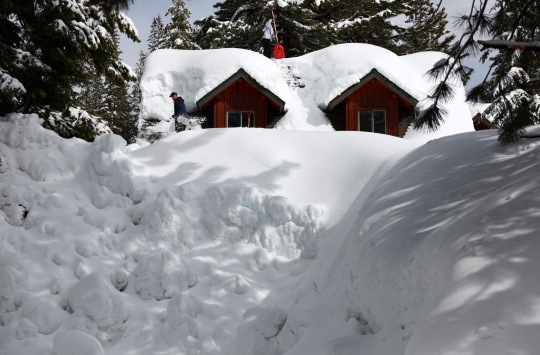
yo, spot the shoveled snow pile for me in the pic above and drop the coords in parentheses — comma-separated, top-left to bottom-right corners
(2, 112, 540, 355)
(140, 44, 474, 138)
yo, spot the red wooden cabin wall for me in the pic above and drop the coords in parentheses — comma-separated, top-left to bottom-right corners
(344, 79, 400, 136)
(213, 78, 268, 128)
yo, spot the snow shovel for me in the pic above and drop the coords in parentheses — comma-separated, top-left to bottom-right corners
(269, 6, 285, 59)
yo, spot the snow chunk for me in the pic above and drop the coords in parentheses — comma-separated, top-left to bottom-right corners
(234, 306, 305, 355)
(167, 293, 204, 319)
(68, 273, 128, 332)
(53, 330, 104, 355)
(203, 186, 325, 259)
(0, 257, 29, 302)
(16, 318, 38, 340)
(224, 275, 250, 295)
(89, 134, 144, 203)
(134, 185, 201, 252)
(21, 298, 64, 335)
(158, 313, 198, 347)
(132, 249, 196, 300)
(187, 335, 220, 355)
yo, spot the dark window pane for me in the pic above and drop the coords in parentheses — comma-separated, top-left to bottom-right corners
(373, 110, 386, 134)
(227, 112, 241, 127)
(359, 110, 372, 132)
(242, 111, 254, 127)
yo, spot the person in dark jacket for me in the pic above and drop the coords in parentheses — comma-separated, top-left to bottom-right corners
(170, 91, 187, 132)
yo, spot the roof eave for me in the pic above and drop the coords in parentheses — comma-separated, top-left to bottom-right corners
(196, 68, 285, 113)
(326, 69, 418, 113)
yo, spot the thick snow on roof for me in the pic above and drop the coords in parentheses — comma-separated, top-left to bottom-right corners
(140, 44, 474, 141)
(140, 48, 293, 120)
(279, 43, 421, 108)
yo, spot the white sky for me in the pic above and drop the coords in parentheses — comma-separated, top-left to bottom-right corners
(119, 0, 495, 88)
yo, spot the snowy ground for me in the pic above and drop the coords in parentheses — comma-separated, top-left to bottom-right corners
(1, 113, 540, 355)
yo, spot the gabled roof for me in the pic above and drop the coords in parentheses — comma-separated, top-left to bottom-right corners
(196, 68, 286, 113)
(326, 69, 418, 112)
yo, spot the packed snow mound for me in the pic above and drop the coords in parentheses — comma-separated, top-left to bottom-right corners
(0, 114, 419, 354)
(140, 48, 292, 120)
(67, 273, 128, 343)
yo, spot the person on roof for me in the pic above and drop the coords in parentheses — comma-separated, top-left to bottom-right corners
(262, 19, 274, 58)
(170, 91, 187, 132)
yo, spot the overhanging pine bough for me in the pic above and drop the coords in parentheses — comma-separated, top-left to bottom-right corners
(420, 0, 540, 143)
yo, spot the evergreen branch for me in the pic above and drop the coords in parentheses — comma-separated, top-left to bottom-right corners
(413, 104, 447, 131)
(478, 39, 540, 51)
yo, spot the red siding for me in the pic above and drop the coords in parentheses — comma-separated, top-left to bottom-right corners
(345, 79, 401, 136)
(212, 78, 268, 128)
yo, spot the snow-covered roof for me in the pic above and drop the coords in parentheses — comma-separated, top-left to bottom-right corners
(279, 43, 423, 110)
(196, 68, 285, 112)
(140, 44, 475, 141)
(140, 48, 292, 120)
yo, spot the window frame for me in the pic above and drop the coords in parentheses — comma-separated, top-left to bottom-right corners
(358, 109, 387, 134)
(226, 110, 255, 128)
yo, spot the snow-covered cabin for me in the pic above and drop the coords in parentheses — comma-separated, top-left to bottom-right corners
(196, 69, 285, 128)
(325, 69, 418, 136)
(140, 44, 473, 142)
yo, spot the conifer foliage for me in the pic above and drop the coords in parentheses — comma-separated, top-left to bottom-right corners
(148, 15, 167, 52)
(420, 0, 540, 143)
(0, 0, 139, 141)
(193, 0, 453, 57)
(163, 0, 201, 50)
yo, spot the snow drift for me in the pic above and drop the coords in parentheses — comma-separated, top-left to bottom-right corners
(1, 112, 540, 355)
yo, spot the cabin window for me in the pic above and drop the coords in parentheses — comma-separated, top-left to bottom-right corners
(227, 111, 254, 128)
(359, 110, 386, 134)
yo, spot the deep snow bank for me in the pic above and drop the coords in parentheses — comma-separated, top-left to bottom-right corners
(0, 114, 416, 355)
(274, 128, 540, 355)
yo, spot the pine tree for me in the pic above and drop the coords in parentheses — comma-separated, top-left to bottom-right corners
(130, 50, 147, 141)
(101, 30, 138, 143)
(148, 15, 167, 52)
(420, 0, 540, 143)
(163, 0, 201, 50)
(397, 0, 454, 54)
(0, 0, 139, 140)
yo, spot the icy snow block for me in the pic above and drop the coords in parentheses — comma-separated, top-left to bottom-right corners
(16, 318, 39, 340)
(132, 249, 196, 300)
(138, 186, 199, 251)
(68, 273, 128, 329)
(224, 275, 250, 295)
(167, 293, 204, 319)
(0, 257, 29, 301)
(159, 313, 198, 347)
(89, 134, 141, 202)
(53, 330, 104, 355)
(234, 306, 289, 355)
(187, 335, 220, 355)
(21, 298, 63, 335)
